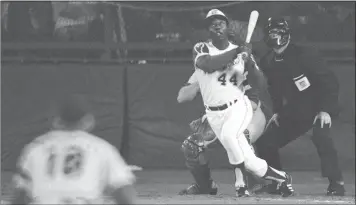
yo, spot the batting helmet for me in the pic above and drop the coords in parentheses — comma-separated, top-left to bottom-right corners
(205, 9, 229, 26)
(263, 17, 291, 49)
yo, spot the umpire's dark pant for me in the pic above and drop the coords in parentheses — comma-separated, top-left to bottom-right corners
(255, 111, 343, 182)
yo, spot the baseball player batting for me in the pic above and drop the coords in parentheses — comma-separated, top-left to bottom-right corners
(11, 96, 137, 204)
(178, 88, 268, 196)
(178, 49, 269, 195)
(177, 9, 294, 197)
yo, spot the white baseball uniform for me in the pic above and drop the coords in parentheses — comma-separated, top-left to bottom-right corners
(13, 130, 135, 204)
(189, 41, 268, 178)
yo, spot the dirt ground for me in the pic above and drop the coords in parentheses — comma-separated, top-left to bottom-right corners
(1, 170, 355, 204)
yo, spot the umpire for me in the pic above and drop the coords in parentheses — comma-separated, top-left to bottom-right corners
(254, 18, 345, 196)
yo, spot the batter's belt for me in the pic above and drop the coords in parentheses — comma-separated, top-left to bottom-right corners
(205, 99, 239, 111)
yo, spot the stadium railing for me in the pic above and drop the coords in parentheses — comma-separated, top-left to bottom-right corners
(1, 42, 355, 64)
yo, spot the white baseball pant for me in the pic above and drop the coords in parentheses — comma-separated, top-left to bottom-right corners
(206, 96, 268, 178)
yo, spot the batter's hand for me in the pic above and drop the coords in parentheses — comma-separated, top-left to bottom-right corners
(313, 111, 332, 128)
(237, 43, 252, 62)
(266, 113, 279, 128)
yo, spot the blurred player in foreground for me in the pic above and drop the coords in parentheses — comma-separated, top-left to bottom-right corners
(176, 9, 294, 197)
(11, 96, 137, 204)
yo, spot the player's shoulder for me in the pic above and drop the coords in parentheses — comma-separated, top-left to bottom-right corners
(31, 130, 74, 149)
(19, 132, 53, 162)
(27, 131, 55, 151)
(82, 132, 118, 153)
(33, 130, 59, 142)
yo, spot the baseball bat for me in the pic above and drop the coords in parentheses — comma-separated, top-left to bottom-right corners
(245, 10, 259, 44)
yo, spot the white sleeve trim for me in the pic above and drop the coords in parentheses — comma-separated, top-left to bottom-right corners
(193, 42, 209, 69)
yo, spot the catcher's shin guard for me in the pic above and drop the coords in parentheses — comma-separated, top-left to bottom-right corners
(180, 133, 217, 195)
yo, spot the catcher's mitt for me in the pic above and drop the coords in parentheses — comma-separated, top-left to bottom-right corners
(189, 115, 216, 141)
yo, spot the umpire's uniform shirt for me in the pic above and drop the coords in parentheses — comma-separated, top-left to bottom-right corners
(255, 43, 343, 181)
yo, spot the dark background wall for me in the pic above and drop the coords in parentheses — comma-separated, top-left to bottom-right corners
(1, 63, 355, 171)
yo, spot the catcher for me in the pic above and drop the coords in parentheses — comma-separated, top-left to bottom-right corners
(177, 63, 269, 195)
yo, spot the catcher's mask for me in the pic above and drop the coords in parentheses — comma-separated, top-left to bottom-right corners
(264, 18, 290, 49)
(205, 9, 229, 28)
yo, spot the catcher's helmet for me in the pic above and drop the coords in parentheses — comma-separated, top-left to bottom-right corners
(205, 9, 229, 26)
(264, 17, 290, 48)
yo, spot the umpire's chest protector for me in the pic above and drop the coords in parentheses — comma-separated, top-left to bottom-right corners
(265, 45, 316, 105)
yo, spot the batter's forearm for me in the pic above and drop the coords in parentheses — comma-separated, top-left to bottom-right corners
(197, 49, 238, 73)
(177, 83, 200, 103)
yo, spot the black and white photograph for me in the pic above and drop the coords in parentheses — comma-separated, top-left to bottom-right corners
(1, 1, 355, 204)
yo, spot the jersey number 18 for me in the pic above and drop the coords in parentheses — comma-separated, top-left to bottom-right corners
(46, 145, 84, 178)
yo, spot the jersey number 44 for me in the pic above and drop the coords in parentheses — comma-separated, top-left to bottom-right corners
(217, 73, 238, 86)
